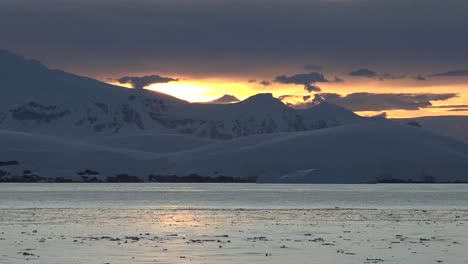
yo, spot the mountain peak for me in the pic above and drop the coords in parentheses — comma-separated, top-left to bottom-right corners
(301, 102, 362, 124)
(209, 94, 240, 104)
(239, 93, 286, 110)
(246, 93, 274, 100)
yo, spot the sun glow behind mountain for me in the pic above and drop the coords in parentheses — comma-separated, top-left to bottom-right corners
(147, 82, 212, 102)
(145, 81, 252, 103)
(108, 81, 231, 102)
(108, 77, 468, 118)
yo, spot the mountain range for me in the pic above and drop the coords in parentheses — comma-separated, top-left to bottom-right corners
(1, 49, 468, 183)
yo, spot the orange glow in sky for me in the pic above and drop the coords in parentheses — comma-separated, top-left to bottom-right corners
(108, 78, 468, 118)
(145, 80, 253, 102)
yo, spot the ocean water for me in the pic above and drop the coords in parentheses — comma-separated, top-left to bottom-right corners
(1, 183, 467, 263)
(1, 183, 468, 209)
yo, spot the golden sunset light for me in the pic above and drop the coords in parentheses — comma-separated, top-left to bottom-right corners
(108, 77, 468, 118)
(146, 80, 252, 103)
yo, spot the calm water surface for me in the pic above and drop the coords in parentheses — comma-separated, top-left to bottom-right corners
(1, 184, 468, 264)
(1, 183, 467, 209)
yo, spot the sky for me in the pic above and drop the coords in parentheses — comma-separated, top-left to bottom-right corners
(1, 0, 468, 117)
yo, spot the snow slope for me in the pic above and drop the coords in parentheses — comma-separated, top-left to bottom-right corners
(2, 122, 468, 183)
(89, 133, 214, 153)
(164, 123, 468, 183)
(0, 130, 166, 179)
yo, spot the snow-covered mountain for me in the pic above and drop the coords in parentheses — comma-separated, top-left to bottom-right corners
(2, 49, 468, 183)
(0, 50, 364, 140)
(164, 123, 468, 183)
(2, 122, 468, 183)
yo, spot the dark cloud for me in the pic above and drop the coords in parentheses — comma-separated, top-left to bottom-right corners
(259, 81, 271, 86)
(275, 72, 329, 92)
(304, 64, 323, 71)
(429, 70, 468, 77)
(2, 0, 468, 78)
(309, 92, 458, 111)
(413, 75, 427, 81)
(248, 79, 257, 83)
(305, 85, 322, 93)
(349, 68, 378, 78)
(117, 75, 178, 89)
(278, 94, 312, 102)
(209, 94, 240, 104)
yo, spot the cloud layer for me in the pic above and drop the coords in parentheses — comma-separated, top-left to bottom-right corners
(117, 75, 178, 89)
(430, 70, 468, 77)
(275, 73, 329, 92)
(2, 0, 468, 78)
(308, 92, 458, 111)
(349, 69, 377, 78)
(259, 81, 271, 86)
